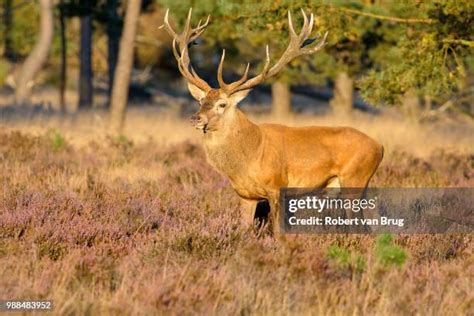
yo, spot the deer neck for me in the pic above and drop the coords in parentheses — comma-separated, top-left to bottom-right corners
(202, 109, 262, 179)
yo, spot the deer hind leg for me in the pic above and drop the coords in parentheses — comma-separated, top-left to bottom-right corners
(338, 175, 372, 233)
(338, 143, 383, 192)
(255, 200, 270, 230)
(325, 176, 342, 198)
(326, 176, 341, 188)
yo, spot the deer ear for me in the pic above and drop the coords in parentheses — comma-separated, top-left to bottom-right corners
(187, 82, 207, 101)
(229, 89, 251, 105)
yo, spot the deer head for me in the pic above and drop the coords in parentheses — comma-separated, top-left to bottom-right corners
(163, 8, 328, 133)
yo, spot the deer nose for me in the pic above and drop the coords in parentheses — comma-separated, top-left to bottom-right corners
(190, 113, 207, 125)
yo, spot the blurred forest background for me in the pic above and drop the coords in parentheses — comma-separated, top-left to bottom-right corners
(0, 0, 473, 133)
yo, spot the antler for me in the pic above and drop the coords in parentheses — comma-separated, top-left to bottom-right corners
(163, 8, 212, 92)
(218, 9, 328, 94)
(163, 9, 328, 95)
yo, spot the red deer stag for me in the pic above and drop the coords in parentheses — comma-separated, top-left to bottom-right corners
(163, 9, 384, 235)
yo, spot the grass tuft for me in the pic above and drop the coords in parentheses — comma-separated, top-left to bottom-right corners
(375, 234, 408, 268)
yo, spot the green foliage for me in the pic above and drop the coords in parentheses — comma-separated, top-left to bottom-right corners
(115, 134, 133, 148)
(327, 245, 351, 268)
(375, 234, 407, 268)
(4, 0, 470, 108)
(358, 1, 473, 106)
(327, 245, 366, 273)
(157, 0, 473, 106)
(0, 1, 40, 57)
(358, 40, 456, 106)
(46, 129, 67, 152)
(328, 235, 408, 273)
(0, 60, 11, 84)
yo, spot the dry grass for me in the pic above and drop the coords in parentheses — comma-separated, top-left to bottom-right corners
(2, 105, 473, 156)
(0, 109, 473, 315)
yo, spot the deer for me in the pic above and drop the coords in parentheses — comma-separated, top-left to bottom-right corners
(163, 9, 384, 235)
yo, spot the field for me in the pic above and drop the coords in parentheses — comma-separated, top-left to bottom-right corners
(1, 109, 473, 315)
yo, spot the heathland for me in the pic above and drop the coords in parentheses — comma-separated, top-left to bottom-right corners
(1, 109, 473, 315)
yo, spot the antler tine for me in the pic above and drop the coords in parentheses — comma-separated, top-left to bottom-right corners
(183, 8, 193, 34)
(217, 49, 252, 92)
(223, 45, 270, 94)
(300, 8, 309, 37)
(217, 49, 227, 88)
(163, 9, 177, 38)
(190, 15, 210, 42)
(300, 12, 315, 40)
(303, 31, 329, 54)
(309, 13, 315, 35)
(261, 44, 271, 76)
(227, 63, 250, 90)
(288, 10, 297, 36)
(197, 15, 210, 30)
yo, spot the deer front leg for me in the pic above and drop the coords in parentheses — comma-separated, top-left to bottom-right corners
(268, 192, 282, 236)
(240, 198, 257, 230)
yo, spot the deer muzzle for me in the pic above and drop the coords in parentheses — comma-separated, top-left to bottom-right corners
(190, 113, 209, 132)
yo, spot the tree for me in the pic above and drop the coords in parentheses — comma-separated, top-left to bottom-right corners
(2, 0, 14, 60)
(14, 0, 54, 104)
(353, 1, 473, 115)
(78, 7, 94, 108)
(330, 72, 353, 115)
(106, 0, 121, 99)
(109, 0, 142, 133)
(59, 0, 125, 109)
(58, 0, 67, 111)
(271, 82, 291, 118)
(158, 0, 473, 119)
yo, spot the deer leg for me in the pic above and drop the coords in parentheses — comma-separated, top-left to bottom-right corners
(339, 176, 371, 233)
(255, 200, 270, 229)
(325, 176, 342, 199)
(240, 198, 258, 230)
(268, 192, 282, 236)
(326, 176, 341, 188)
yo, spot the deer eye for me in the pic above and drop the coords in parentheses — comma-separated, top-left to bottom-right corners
(218, 102, 227, 108)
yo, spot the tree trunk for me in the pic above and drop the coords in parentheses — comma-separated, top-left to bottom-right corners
(58, 0, 67, 112)
(271, 81, 291, 118)
(14, 0, 54, 104)
(78, 14, 93, 108)
(106, 0, 120, 100)
(423, 95, 432, 113)
(109, 0, 142, 134)
(3, 0, 14, 60)
(402, 89, 421, 122)
(330, 71, 353, 115)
